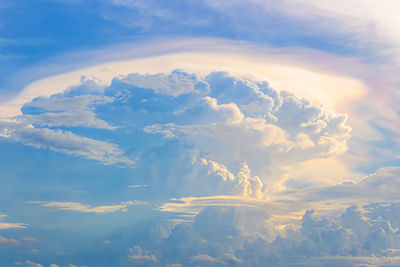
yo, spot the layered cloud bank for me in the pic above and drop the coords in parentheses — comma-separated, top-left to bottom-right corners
(129, 201, 400, 266)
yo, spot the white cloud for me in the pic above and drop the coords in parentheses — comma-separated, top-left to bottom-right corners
(31, 201, 141, 214)
(0, 70, 353, 194)
(139, 71, 351, 191)
(2, 38, 368, 119)
(0, 214, 27, 230)
(0, 236, 20, 246)
(0, 2, 398, 266)
(0, 121, 132, 165)
(128, 246, 157, 263)
(300, 166, 400, 204)
(118, 70, 209, 97)
(0, 75, 133, 166)
(205, 0, 400, 61)
(191, 254, 224, 265)
(21, 93, 115, 129)
(158, 165, 400, 235)
(134, 200, 400, 266)
(104, 0, 400, 67)
(25, 260, 43, 267)
(128, 184, 148, 188)
(137, 147, 267, 199)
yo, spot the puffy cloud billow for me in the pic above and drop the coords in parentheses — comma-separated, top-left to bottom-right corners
(1, 70, 351, 191)
(129, 202, 400, 266)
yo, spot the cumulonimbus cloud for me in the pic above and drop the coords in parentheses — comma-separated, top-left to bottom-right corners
(0, 70, 352, 192)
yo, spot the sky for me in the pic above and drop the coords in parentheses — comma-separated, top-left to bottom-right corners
(0, 0, 399, 266)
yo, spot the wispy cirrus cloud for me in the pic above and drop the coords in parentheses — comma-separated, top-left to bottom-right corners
(0, 214, 27, 230)
(29, 200, 145, 214)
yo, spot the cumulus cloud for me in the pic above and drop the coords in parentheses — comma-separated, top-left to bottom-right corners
(119, 70, 209, 97)
(233, 202, 400, 266)
(159, 165, 400, 227)
(133, 142, 267, 200)
(136, 71, 351, 190)
(138, 165, 400, 266)
(128, 245, 157, 263)
(127, 200, 400, 266)
(21, 94, 114, 129)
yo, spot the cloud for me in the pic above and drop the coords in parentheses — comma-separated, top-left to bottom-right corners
(21, 90, 115, 129)
(190, 253, 242, 265)
(191, 254, 224, 265)
(289, 166, 400, 204)
(250, 0, 400, 62)
(0, 236, 20, 246)
(4, 37, 395, 178)
(128, 200, 400, 266)
(128, 184, 148, 188)
(25, 260, 43, 267)
(0, 69, 388, 266)
(3, 38, 368, 119)
(0, 70, 352, 194)
(0, 122, 133, 165)
(235, 202, 400, 266)
(118, 70, 209, 97)
(0, 2, 398, 267)
(0, 214, 27, 230)
(157, 165, 400, 242)
(101, 0, 400, 62)
(31, 201, 141, 214)
(135, 143, 267, 200)
(128, 245, 157, 263)
(0, 75, 134, 166)
(137, 71, 351, 190)
(0, 63, 395, 266)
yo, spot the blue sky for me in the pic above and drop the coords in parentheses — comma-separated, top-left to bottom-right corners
(0, 1, 399, 267)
